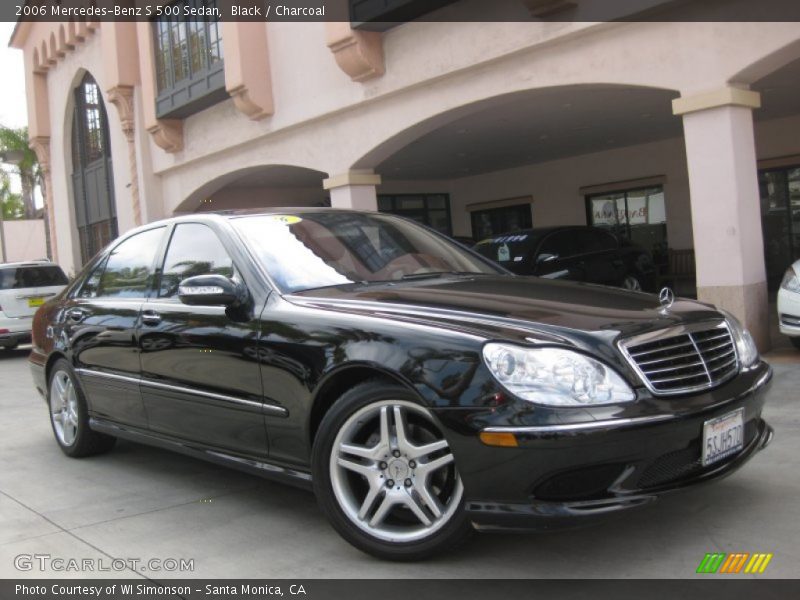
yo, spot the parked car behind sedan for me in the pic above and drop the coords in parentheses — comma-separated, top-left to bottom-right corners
(0, 261, 68, 350)
(29, 210, 771, 560)
(778, 258, 800, 350)
(474, 226, 656, 291)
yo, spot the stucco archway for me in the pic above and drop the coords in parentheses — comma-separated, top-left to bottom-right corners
(173, 165, 330, 215)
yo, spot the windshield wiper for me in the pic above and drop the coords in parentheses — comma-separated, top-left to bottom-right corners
(399, 271, 489, 281)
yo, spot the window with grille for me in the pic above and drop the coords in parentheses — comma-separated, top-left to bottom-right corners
(153, 0, 227, 119)
(71, 73, 118, 265)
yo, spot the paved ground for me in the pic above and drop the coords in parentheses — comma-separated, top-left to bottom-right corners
(0, 347, 798, 579)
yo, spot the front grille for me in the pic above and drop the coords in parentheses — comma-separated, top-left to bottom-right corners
(638, 419, 758, 489)
(620, 322, 739, 395)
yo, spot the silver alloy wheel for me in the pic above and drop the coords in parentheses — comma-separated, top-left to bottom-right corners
(50, 371, 79, 446)
(623, 275, 642, 291)
(329, 399, 464, 543)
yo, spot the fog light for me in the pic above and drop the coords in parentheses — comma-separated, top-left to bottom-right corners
(479, 431, 518, 448)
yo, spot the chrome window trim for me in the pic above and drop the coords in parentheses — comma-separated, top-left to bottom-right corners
(617, 320, 740, 397)
(76, 368, 287, 417)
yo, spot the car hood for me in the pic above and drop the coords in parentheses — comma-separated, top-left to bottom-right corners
(288, 275, 722, 345)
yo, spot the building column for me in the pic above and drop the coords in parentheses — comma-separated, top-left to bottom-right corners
(673, 87, 769, 350)
(323, 171, 382, 210)
(29, 136, 57, 263)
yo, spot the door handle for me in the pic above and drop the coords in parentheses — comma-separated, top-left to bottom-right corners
(141, 310, 161, 326)
(66, 308, 87, 323)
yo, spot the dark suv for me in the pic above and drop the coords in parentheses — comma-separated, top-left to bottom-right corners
(30, 210, 771, 560)
(474, 226, 656, 291)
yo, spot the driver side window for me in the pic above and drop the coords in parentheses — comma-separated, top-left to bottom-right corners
(159, 224, 234, 298)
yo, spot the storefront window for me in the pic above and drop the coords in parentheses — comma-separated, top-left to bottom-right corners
(586, 186, 667, 261)
(470, 203, 533, 241)
(378, 194, 452, 235)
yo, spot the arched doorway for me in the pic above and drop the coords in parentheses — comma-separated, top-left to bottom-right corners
(70, 72, 117, 265)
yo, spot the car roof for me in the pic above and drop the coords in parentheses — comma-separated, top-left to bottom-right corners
(105, 208, 425, 250)
(0, 260, 55, 268)
(146, 207, 387, 226)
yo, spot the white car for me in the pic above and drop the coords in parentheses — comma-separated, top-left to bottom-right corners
(778, 258, 800, 350)
(0, 261, 68, 351)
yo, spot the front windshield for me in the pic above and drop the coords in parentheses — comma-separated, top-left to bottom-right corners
(232, 212, 504, 293)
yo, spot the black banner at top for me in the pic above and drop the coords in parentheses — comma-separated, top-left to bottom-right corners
(4, 0, 800, 24)
(2, 579, 800, 600)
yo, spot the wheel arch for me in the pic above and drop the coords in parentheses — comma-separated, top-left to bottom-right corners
(308, 363, 422, 448)
(44, 351, 70, 389)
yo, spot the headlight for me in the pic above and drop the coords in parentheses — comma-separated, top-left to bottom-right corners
(781, 266, 800, 292)
(482, 343, 636, 406)
(720, 310, 759, 369)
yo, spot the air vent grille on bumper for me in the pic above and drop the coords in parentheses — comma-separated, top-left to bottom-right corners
(620, 322, 739, 395)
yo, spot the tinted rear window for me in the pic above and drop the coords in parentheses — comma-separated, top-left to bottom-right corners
(0, 265, 69, 290)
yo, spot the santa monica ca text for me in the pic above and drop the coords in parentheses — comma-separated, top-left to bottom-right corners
(16, 584, 307, 596)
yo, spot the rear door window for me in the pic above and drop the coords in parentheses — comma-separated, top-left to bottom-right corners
(539, 231, 579, 259)
(0, 265, 68, 290)
(574, 229, 618, 254)
(95, 227, 166, 298)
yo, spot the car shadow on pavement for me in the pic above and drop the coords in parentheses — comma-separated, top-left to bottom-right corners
(0, 347, 30, 360)
(88, 436, 774, 570)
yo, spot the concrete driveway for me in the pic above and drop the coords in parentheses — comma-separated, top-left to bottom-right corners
(1, 348, 798, 579)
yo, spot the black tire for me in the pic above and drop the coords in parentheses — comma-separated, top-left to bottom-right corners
(311, 380, 472, 560)
(791, 337, 800, 351)
(2, 343, 19, 351)
(47, 359, 116, 458)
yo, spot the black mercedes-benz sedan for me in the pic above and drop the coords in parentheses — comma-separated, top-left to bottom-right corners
(29, 209, 773, 560)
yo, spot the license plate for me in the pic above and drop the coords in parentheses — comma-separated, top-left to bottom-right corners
(702, 408, 744, 467)
(27, 297, 45, 308)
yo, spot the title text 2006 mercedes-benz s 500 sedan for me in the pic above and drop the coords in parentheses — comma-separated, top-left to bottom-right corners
(29, 209, 773, 560)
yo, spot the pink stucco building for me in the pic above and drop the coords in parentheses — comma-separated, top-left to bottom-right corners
(9, 0, 800, 348)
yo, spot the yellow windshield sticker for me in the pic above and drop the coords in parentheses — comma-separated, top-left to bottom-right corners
(269, 215, 302, 225)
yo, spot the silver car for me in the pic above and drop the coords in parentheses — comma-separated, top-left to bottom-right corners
(778, 258, 800, 350)
(0, 261, 68, 350)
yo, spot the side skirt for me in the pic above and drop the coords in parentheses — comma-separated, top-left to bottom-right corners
(89, 418, 313, 491)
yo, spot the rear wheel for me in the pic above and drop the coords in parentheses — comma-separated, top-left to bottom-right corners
(48, 359, 116, 457)
(2, 342, 19, 351)
(312, 381, 471, 560)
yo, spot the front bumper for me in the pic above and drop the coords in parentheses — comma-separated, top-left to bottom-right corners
(777, 288, 800, 337)
(0, 329, 32, 347)
(436, 362, 773, 530)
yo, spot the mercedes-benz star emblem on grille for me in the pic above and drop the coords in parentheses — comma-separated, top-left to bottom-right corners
(659, 287, 675, 313)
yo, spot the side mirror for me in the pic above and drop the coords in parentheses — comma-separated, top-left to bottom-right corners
(536, 253, 558, 265)
(178, 274, 245, 307)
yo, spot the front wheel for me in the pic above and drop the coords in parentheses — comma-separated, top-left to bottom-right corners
(312, 381, 471, 560)
(791, 337, 800, 351)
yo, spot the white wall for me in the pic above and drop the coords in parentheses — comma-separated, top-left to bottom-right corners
(1, 220, 47, 263)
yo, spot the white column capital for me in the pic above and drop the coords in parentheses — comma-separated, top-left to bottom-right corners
(672, 86, 761, 116)
(322, 170, 382, 190)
